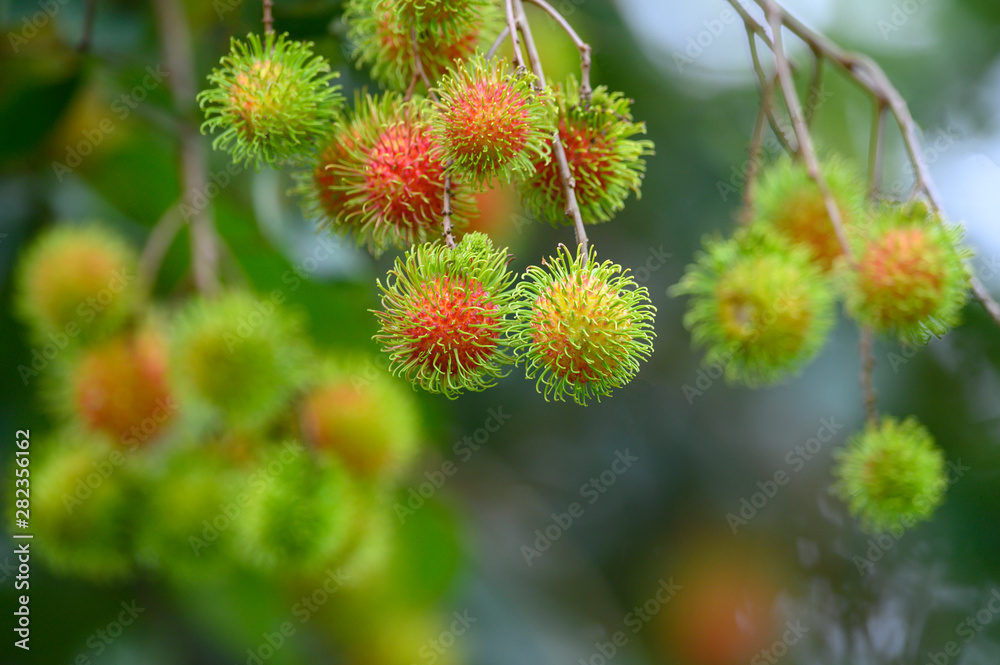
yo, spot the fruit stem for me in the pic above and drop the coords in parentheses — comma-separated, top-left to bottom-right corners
(522, 0, 592, 104)
(262, 0, 274, 35)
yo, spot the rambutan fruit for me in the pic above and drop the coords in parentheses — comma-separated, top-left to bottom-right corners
(345, 0, 497, 91)
(751, 155, 864, 270)
(374, 232, 515, 398)
(832, 416, 947, 533)
(14, 223, 141, 342)
(509, 245, 656, 405)
(297, 93, 472, 255)
(171, 292, 310, 427)
(198, 32, 343, 168)
(671, 227, 836, 387)
(237, 448, 358, 573)
(843, 204, 970, 345)
(299, 357, 421, 481)
(433, 55, 556, 189)
(69, 327, 176, 446)
(29, 433, 143, 579)
(520, 77, 654, 225)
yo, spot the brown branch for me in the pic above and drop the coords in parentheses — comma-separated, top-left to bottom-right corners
(486, 26, 512, 60)
(152, 0, 220, 294)
(504, 0, 524, 69)
(804, 49, 823, 127)
(511, 0, 589, 253)
(443, 172, 456, 249)
(262, 0, 274, 35)
(971, 275, 1000, 328)
(860, 327, 879, 424)
(745, 27, 794, 155)
(867, 101, 886, 197)
(522, 0, 591, 102)
(138, 204, 184, 289)
(411, 28, 440, 102)
(741, 73, 776, 223)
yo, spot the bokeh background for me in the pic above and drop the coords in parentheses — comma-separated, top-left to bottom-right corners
(2, 0, 1000, 663)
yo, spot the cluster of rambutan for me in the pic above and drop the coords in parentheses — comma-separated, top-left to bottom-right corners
(672, 154, 972, 532)
(13, 223, 425, 583)
(196, 4, 658, 405)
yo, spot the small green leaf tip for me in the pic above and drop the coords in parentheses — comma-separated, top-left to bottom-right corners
(833, 416, 947, 533)
(373, 232, 516, 399)
(843, 203, 971, 346)
(520, 76, 654, 225)
(198, 32, 343, 168)
(510, 244, 656, 405)
(670, 226, 836, 387)
(433, 55, 556, 189)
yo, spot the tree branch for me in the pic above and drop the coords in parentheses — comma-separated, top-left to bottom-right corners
(262, 0, 274, 35)
(486, 26, 512, 61)
(522, 0, 591, 102)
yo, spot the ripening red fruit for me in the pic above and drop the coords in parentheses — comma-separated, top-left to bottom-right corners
(71, 329, 175, 445)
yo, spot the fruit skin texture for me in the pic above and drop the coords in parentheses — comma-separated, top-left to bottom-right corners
(345, 0, 498, 92)
(832, 416, 947, 533)
(843, 204, 971, 345)
(70, 328, 176, 446)
(297, 93, 472, 255)
(752, 155, 864, 270)
(374, 232, 515, 398)
(29, 434, 142, 579)
(299, 357, 421, 482)
(198, 32, 342, 168)
(15, 223, 140, 342)
(521, 76, 654, 225)
(671, 228, 835, 387)
(171, 292, 310, 427)
(510, 245, 656, 405)
(433, 55, 556, 189)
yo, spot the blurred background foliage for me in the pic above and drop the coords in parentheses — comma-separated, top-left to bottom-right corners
(2, 0, 1000, 664)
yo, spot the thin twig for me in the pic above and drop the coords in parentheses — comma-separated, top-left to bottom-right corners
(443, 172, 456, 249)
(78, 0, 97, 52)
(504, 0, 524, 69)
(486, 26, 511, 60)
(522, 0, 592, 102)
(971, 275, 1000, 328)
(762, 0, 853, 264)
(262, 0, 274, 34)
(152, 0, 220, 294)
(860, 327, 878, 424)
(511, 0, 588, 252)
(741, 73, 777, 222)
(138, 203, 184, 290)
(804, 48, 824, 127)
(867, 101, 886, 197)
(746, 27, 795, 155)
(411, 28, 440, 102)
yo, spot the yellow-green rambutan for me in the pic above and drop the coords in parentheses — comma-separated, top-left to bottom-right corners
(14, 223, 141, 342)
(843, 204, 971, 345)
(297, 93, 473, 255)
(433, 55, 556, 189)
(171, 292, 310, 427)
(671, 227, 836, 387)
(68, 327, 176, 447)
(236, 447, 358, 573)
(374, 232, 516, 398)
(510, 245, 656, 405)
(29, 433, 143, 579)
(752, 155, 864, 270)
(832, 416, 947, 533)
(345, 0, 497, 92)
(520, 76, 654, 225)
(198, 32, 343, 168)
(299, 357, 421, 481)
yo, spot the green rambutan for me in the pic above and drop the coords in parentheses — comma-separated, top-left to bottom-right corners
(671, 227, 836, 387)
(69, 327, 176, 446)
(237, 448, 358, 573)
(832, 416, 947, 533)
(752, 155, 864, 270)
(345, 0, 497, 92)
(374, 232, 515, 398)
(297, 93, 472, 255)
(509, 245, 655, 405)
(433, 55, 556, 189)
(299, 357, 421, 481)
(198, 32, 343, 168)
(14, 223, 141, 342)
(520, 77, 654, 225)
(843, 204, 971, 345)
(171, 292, 310, 427)
(29, 433, 142, 579)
